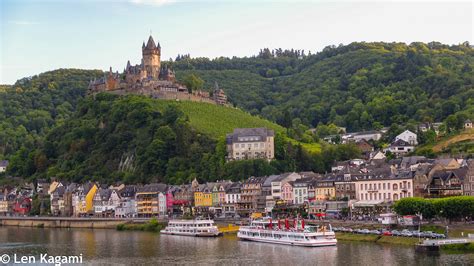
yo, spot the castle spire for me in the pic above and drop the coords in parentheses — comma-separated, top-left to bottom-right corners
(145, 35, 156, 49)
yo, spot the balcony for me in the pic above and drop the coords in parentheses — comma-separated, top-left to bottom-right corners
(428, 185, 462, 191)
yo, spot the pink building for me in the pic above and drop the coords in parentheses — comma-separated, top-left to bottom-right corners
(166, 191, 174, 212)
(281, 182, 293, 204)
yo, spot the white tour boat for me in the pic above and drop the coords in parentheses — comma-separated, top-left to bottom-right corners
(161, 219, 221, 237)
(238, 218, 337, 247)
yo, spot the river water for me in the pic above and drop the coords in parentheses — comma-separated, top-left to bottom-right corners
(0, 227, 472, 265)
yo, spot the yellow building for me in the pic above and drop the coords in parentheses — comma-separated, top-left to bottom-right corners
(0, 200, 8, 214)
(316, 180, 335, 200)
(85, 184, 98, 213)
(194, 185, 212, 207)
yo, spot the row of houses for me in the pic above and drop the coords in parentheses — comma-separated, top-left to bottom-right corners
(0, 157, 473, 218)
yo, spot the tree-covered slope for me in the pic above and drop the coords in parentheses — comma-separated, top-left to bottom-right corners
(171, 42, 474, 132)
(0, 69, 103, 158)
(7, 94, 340, 184)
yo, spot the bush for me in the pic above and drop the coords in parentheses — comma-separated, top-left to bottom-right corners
(394, 196, 474, 221)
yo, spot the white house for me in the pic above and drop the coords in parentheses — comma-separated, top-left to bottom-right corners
(0, 160, 8, 173)
(292, 178, 312, 205)
(115, 199, 137, 218)
(370, 151, 386, 160)
(385, 139, 415, 156)
(94, 189, 121, 216)
(342, 131, 383, 143)
(158, 192, 167, 216)
(395, 130, 418, 146)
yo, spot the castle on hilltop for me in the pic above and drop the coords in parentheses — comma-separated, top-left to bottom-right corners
(88, 35, 227, 105)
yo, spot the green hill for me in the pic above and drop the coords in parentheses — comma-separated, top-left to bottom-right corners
(5, 94, 334, 184)
(153, 100, 285, 139)
(172, 42, 474, 132)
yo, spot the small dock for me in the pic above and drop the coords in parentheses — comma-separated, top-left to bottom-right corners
(219, 224, 240, 234)
(415, 238, 473, 253)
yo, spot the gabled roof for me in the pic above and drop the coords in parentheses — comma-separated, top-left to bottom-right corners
(226, 128, 274, 143)
(263, 175, 281, 186)
(137, 183, 167, 193)
(391, 139, 412, 147)
(400, 156, 427, 168)
(432, 168, 466, 181)
(53, 186, 66, 196)
(98, 189, 112, 201)
(434, 158, 459, 167)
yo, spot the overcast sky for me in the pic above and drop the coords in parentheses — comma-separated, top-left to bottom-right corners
(1, 0, 472, 84)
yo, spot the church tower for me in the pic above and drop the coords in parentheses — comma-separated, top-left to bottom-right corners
(142, 35, 161, 80)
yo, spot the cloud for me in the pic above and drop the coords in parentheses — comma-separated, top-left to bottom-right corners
(129, 0, 177, 6)
(8, 20, 39, 26)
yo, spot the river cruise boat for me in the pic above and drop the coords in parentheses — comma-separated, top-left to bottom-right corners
(161, 219, 221, 237)
(238, 218, 337, 247)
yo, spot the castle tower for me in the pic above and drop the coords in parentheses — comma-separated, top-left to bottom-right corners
(142, 35, 161, 80)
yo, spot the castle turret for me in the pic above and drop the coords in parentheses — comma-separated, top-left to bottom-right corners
(142, 35, 161, 80)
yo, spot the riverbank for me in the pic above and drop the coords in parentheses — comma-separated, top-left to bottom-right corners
(116, 218, 165, 232)
(335, 232, 420, 246)
(0, 216, 154, 229)
(336, 232, 474, 254)
(440, 243, 474, 253)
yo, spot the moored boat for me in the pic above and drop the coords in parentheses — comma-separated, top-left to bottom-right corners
(160, 219, 221, 237)
(237, 217, 337, 247)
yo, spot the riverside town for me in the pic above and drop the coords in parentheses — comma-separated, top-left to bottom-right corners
(1, 1, 473, 265)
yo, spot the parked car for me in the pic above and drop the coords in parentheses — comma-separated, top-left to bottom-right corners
(382, 230, 392, 236)
(391, 230, 401, 236)
(359, 229, 371, 234)
(370, 230, 381, 235)
(420, 231, 434, 238)
(401, 230, 413, 237)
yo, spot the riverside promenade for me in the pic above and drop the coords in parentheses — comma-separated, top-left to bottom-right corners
(0, 216, 164, 229)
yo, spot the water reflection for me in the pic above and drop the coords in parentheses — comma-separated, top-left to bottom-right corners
(0, 227, 473, 265)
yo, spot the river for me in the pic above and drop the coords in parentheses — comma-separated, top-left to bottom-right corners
(0, 227, 472, 265)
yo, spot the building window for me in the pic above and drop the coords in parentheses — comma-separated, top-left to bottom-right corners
(383, 183, 386, 190)
(393, 184, 398, 190)
(407, 182, 411, 189)
(378, 183, 381, 190)
(365, 184, 368, 190)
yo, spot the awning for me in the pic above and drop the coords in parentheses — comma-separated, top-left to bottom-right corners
(353, 200, 385, 207)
